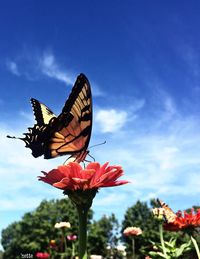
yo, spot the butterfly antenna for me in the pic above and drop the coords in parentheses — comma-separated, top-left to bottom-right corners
(7, 135, 17, 139)
(7, 135, 23, 140)
(89, 141, 106, 149)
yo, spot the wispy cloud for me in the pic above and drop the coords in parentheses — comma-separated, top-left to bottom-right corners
(6, 61, 20, 76)
(5, 50, 104, 96)
(95, 109, 128, 133)
(39, 53, 74, 85)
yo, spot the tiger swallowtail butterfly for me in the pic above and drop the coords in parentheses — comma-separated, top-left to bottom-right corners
(7, 73, 92, 163)
(157, 199, 176, 223)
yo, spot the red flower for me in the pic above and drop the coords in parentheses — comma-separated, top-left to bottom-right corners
(39, 162, 128, 191)
(164, 208, 200, 231)
(67, 234, 77, 241)
(35, 252, 50, 258)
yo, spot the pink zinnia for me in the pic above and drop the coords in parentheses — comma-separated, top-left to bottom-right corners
(123, 227, 143, 236)
(39, 162, 128, 191)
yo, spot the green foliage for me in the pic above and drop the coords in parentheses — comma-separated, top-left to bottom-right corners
(1, 198, 92, 259)
(148, 237, 192, 258)
(88, 213, 119, 257)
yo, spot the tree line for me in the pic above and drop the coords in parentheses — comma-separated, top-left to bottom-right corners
(1, 198, 199, 258)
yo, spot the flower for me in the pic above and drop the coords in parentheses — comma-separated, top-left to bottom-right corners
(67, 234, 77, 241)
(123, 227, 143, 236)
(39, 162, 128, 191)
(164, 208, 200, 232)
(49, 239, 56, 248)
(35, 252, 50, 258)
(54, 221, 71, 228)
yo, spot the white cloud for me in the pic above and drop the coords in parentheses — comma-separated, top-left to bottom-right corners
(92, 103, 200, 210)
(6, 61, 20, 76)
(39, 53, 74, 85)
(5, 51, 104, 97)
(95, 109, 128, 133)
(95, 193, 127, 206)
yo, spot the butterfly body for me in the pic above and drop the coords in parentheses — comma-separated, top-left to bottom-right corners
(7, 73, 92, 162)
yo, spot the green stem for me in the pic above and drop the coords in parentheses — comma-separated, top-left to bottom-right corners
(191, 236, 200, 259)
(61, 228, 67, 253)
(77, 206, 88, 259)
(159, 222, 168, 258)
(72, 242, 75, 258)
(132, 238, 135, 259)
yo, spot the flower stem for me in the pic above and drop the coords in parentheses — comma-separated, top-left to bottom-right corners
(77, 206, 88, 259)
(61, 228, 67, 253)
(72, 242, 75, 258)
(191, 236, 200, 259)
(132, 238, 135, 259)
(159, 222, 168, 258)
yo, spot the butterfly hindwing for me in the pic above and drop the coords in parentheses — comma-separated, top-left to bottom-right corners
(31, 98, 57, 125)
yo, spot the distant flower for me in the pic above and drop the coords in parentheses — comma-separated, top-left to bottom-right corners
(90, 255, 103, 259)
(54, 221, 71, 229)
(67, 234, 77, 241)
(123, 227, 142, 236)
(35, 252, 50, 258)
(49, 239, 56, 248)
(164, 208, 200, 232)
(39, 162, 128, 191)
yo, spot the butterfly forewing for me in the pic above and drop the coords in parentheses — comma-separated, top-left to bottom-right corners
(47, 74, 92, 159)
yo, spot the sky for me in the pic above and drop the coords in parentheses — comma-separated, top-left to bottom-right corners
(1, 0, 200, 247)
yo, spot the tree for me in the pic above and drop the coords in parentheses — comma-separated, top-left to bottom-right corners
(88, 213, 120, 257)
(121, 200, 160, 258)
(1, 198, 93, 259)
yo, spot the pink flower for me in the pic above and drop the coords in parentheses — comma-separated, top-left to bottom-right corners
(39, 162, 128, 191)
(123, 227, 142, 236)
(67, 234, 77, 241)
(35, 252, 50, 258)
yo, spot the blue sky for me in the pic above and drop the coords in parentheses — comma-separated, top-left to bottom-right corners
(1, 0, 200, 246)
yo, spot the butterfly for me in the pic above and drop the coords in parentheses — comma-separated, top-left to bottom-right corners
(157, 199, 176, 223)
(7, 73, 92, 163)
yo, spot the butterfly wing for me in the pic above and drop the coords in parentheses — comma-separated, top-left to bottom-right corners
(7, 73, 92, 161)
(157, 199, 176, 223)
(45, 73, 92, 159)
(31, 98, 57, 125)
